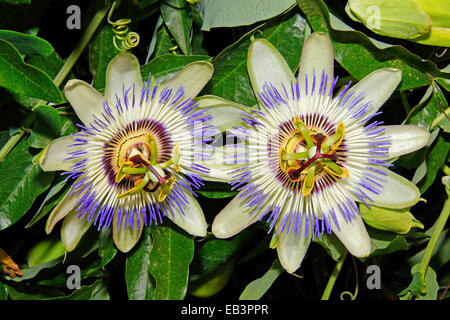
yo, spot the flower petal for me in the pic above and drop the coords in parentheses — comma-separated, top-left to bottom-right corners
(196, 95, 251, 133)
(45, 184, 82, 234)
(248, 39, 295, 109)
(159, 61, 214, 99)
(165, 189, 207, 237)
(199, 145, 248, 182)
(348, 68, 401, 119)
(364, 167, 420, 209)
(105, 52, 143, 104)
(381, 125, 430, 159)
(330, 212, 371, 258)
(64, 80, 105, 126)
(212, 190, 266, 238)
(276, 222, 311, 273)
(298, 32, 334, 95)
(61, 210, 93, 252)
(38, 135, 85, 172)
(113, 210, 144, 253)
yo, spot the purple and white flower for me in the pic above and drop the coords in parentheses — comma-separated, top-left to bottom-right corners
(38, 52, 214, 252)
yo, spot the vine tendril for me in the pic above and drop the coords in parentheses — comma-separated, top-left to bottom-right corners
(107, 0, 140, 51)
(340, 255, 359, 300)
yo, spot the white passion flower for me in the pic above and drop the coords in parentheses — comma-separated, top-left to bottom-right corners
(209, 32, 430, 273)
(38, 52, 215, 253)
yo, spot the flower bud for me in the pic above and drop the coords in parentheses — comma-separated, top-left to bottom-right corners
(360, 203, 424, 234)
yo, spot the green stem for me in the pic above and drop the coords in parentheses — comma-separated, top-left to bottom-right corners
(321, 251, 347, 300)
(417, 196, 450, 282)
(52, 4, 111, 88)
(0, 128, 26, 163)
(0, 3, 111, 163)
(400, 91, 411, 116)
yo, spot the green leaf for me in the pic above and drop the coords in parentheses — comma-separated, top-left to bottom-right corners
(25, 174, 70, 228)
(297, 0, 447, 90)
(125, 227, 154, 300)
(200, 0, 296, 31)
(148, 222, 194, 300)
(152, 17, 178, 58)
(141, 54, 211, 83)
(0, 282, 7, 300)
(88, 23, 120, 90)
(313, 232, 347, 261)
(203, 12, 306, 107)
(189, 258, 235, 298)
(399, 264, 439, 300)
(4, 283, 64, 300)
(0, 39, 64, 103)
(191, 229, 257, 280)
(160, 0, 193, 55)
(366, 228, 408, 257)
(0, 30, 53, 56)
(6, 257, 62, 282)
(26, 236, 65, 267)
(27, 105, 62, 148)
(0, 138, 54, 230)
(239, 258, 283, 300)
(418, 133, 450, 193)
(98, 227, 117, 267)
(0, 0, 30, 4)
(197, 181, 238, 199)
(46, 279, 110, 300)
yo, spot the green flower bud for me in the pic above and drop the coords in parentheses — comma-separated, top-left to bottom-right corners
(346, 0, 450, 46)
(360, 203, 424, 234)
(27, 237, 66, 267)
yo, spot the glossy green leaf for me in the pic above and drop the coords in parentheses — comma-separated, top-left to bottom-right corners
(148, 223, 194, 300)
(239, 258, 283, 300)
(6, 257, 62, 282)
(98, 227, 117, 267)
(0, 282, 7, 300)
(313, 232, 347, 261)
(190, 229, 257, 280)
(25, 174, 70, 228)
(297, 0, 448, 90)
(0, 138, 54, 230)
(0, 29, 53, 56)
(366, 228, 408, 257)
(126, 227, 154, 300)
(203, 12, 306, 107)
(26, 236, 65, 267)
(28, 105, 62, 148)
(141, 54, 211, 84)
(189, 258, 235, 298)
(200, 0, 296, 31)
(152, 17, 178, 58)
(5, 283, 64, 300)
(0, 39, 64, 103)
(88, 23, 120, 90)
(399, 264, 439, 300)
(47, 279, 110, 300)
(160, 0, 193, 55)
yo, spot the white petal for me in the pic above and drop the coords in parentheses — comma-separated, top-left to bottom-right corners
(105, 52, 143, 104)
(365, 167, 420, 209)
(38, 135, 84, 172)
(381, 125, 430, 159)
(165, 189, 207, 237)
(199, 145, 248, 183)
(212, 190, 266, 238)
(113, 210, 144, 253)
(276, 221, 311, 273)
(159, 61, 214, 99)
(347, 68, 401, 119)
(330, 212, 371, 258)
(64, 80, 105, 126)
(195, 95, 251, 133)
(248, 39, 295, 109)
(45, 183, 82, 234)
(298, 32, 334, 95)
(61, 210, 93, 252)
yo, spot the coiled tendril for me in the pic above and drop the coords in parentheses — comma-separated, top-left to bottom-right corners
(107, 0, 140, 51)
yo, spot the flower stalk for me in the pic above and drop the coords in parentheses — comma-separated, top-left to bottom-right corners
(321, 251, 347, 300)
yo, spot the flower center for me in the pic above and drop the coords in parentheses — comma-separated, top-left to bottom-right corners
(279, 117, 349, 196)
(114, 133, 180, 202)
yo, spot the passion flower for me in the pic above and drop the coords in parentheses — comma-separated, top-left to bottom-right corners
(39, 52, 214, 252)
(210, 32, 430, 273)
